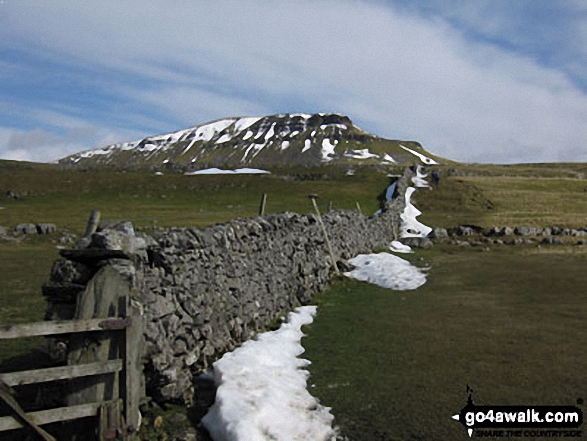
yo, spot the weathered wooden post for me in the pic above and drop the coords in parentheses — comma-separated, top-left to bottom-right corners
(308, 194, 340, 275)
(259, 193, 267, 216)
(84, 210, 101, 238)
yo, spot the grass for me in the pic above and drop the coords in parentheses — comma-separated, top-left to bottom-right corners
(0, 161, 391, 233)
(0, 238, 56, 371)
(303, 246, 587, 440)
(415, 174, 587, 229)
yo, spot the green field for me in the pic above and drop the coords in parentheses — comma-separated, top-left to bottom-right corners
(304, 246, 587, 440)
(1, 159, 586, 440)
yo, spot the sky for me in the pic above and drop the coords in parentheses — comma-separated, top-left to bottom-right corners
(1, 1, 586, 164)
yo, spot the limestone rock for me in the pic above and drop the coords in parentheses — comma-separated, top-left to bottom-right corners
(14, 223, 37, 234)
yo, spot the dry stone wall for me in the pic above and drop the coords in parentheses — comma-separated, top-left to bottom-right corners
(44, 171, 412, 406)
(139, 174, 410, 404)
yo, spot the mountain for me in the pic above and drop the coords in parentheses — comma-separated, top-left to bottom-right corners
(60, 113, 442, 170)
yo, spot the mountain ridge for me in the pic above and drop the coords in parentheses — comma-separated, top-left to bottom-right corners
(60, 113, 442, 170)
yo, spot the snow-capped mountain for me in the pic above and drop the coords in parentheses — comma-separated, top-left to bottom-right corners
(60, 113, 440, 170)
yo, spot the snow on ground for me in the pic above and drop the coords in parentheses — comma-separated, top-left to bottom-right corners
(264, 123, 276, 142)
(389, 240, 412, 253)
(321, 139, 336, 161)
(202, 306, 336, 441)
(345, 253, 426, 290)
(399, 144, 438, 165)
(383, 153, 396, 163)
(234, 117, 262, 132)
(302, 140, 312, 153)
(281, 140, 290, 150)
(344, 149, 379, 159)
(185, 168, 270, 175)
(216, 133, 233, 144)
(401, 187, 433, 238)
(195, 119, 236, 142)
(411, 165, 430, 188)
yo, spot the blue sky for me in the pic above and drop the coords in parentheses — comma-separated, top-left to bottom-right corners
(1, 0, 586, 163)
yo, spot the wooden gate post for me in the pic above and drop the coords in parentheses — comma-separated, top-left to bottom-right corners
(308, 194, 340, 275)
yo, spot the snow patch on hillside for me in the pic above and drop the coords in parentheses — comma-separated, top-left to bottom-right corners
(194, 119, 236, 143)
(302, 140, 312, 153)
(345, 253, 426, 290)
(411, 165, 430, 188)
(185, 168, 269, 175)
(401, 187, 432, 238)
(344, 149, 379, 159)
(202, 306, 336, 441)
(400, 144, 438, 165)
(321, 139, 336, 161)
(234, 117, 262, 132)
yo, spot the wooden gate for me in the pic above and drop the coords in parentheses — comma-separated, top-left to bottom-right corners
(0, 294, 142, 439)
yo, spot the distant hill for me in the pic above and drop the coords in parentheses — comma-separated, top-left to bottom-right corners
(59, 113, 443, 170)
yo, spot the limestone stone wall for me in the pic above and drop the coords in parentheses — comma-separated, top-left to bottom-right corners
(44, 171, 411, 405)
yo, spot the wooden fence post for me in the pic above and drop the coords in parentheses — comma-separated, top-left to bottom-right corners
(259, 193, 267, 216)
(84, 210, 101, 238)
(308, 194, 340, 275)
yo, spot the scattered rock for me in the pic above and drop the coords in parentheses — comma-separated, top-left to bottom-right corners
(399, 237, 434, 248)
(430, 227, 448, 239)
(14, 223, 37, 234)
(36, 223, 57, 234)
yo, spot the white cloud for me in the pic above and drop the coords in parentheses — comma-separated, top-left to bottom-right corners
(1, 1, 586, 163)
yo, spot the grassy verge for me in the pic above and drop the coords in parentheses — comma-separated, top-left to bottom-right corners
(303, 246, 587, 440)
(0, 238, 56, 371)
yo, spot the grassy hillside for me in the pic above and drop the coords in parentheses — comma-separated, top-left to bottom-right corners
(0, 160, 392, 234)
(414, 163, 587, 228)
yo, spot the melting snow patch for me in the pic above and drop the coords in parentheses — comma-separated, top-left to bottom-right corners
(400, 144, 438, 165)
(302, 139, 312, 153)
(345, 253, 426, 290)
(195, 119, 236, 143)
(264, 123, 276, 142)
(321, 139, 336, 161)
(389, 240, 412, 253)
(202, 306, 336, 441)
(344, 149, 379, 160)
(281, 140, 290, 150)
(401, 187, 433, 238)
(242, 130, 253, 140)
(320, 124, 347, 130)
(185, 168, 270, 175)
(216, 133, 232, 144)
(412, 165, 429, 188)
(383, 153, 396, 163)
(234, 117, 262, 132)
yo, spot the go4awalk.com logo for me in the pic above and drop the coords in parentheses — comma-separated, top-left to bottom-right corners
(452, 386, 584, 438)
